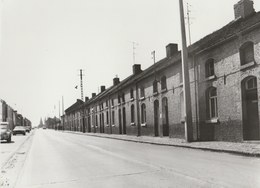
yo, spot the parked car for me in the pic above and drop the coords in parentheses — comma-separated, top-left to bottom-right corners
(0, 122, 12, 143)
(13, 126, 26, 136)
(25, 126, 31, 133)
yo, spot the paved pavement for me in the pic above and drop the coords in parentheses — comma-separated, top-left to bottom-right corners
(15, 129, 260, 187)
(67, 131, 260, 157)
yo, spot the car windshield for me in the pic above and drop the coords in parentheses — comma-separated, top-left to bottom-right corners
(0, 125, 7, 129)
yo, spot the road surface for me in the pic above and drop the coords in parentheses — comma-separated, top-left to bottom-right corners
(14, 129, 260, 187)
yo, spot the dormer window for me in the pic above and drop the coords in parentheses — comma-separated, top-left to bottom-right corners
(205, 59, 215, 78)
(240, 41, 254, 66)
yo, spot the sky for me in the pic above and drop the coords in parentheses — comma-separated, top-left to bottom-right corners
(1, 0, 260, 126)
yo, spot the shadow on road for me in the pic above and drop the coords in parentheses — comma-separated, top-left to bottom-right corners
(0, 140, 15, 144)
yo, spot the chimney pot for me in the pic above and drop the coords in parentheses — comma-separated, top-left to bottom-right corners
(85, 97, 89, 102)
(234, 0, 255, 19)
(100, 86, 106, 92)
(113, 77, 120, 86)
(92, 93, 96, 98)
(166, 43, 178, 58)
(132, 64, 142, 75)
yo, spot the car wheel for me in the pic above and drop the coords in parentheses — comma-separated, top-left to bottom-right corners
(13, 133, 16, 136)
(7, 136, 11, 143)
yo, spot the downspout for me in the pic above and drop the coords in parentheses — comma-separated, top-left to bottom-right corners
(193, 54, 200, 140)
(135, 82, 141, 136)
(108, 95, 112, 134)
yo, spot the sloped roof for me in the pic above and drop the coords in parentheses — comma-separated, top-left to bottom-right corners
(65, 99, 84, 113)
(82, 11, 260, 107)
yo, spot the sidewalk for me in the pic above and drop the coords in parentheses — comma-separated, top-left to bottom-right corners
(65, 131, 260, 157)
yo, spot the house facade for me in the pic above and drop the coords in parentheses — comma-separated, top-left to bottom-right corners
(64, 0, 260, 142)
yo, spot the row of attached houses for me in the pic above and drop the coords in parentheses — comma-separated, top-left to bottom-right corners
(0, 99, 31, 130)
(63, 0, 260, 142)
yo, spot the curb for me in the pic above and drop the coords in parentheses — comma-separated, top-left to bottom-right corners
(64, 131, 260, 158)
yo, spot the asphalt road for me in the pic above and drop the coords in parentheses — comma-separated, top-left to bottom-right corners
(15, 129, 260, 188)
(0, 131, 32, 168)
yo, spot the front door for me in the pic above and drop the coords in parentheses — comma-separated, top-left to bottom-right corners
(162, 97, 169, 136)
(118, 109, 122, 134)
(122, 107, 126, 134)
(242, 77, 259, 140)
(154, 100, 159, 136)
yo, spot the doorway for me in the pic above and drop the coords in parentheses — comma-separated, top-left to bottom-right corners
(242, 76, 259, 140)
(154, 100, 159, 136)
(162, 97, 169, 136)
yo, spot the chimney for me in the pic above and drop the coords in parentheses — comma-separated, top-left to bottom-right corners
(234, 0, 255, 19)
(85, 97, 89, 102)
(132, 64, 142, 75)
(113, 77, 120, 86)
(100, 85, 106, 92)
(166, 43, 178, 58)
(92, 93, 96, 98)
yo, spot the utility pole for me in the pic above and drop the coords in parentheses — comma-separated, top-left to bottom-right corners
(79, 69, 84, 101)
(179, 0, 193, 142)
(132, 41, 138, 64)
(78, 69, 86, 133)
(62, 96, 64, 115)
(186, 3, 192, 45)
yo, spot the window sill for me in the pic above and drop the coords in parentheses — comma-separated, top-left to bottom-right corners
(121, 102, 125, 105)
(141, 123, 147, 127)
(179, 82, 183, 87)
(240, 61, 255, 70)
(153, 92, 159, 96)
(105, 124, 109, 127)
(161, 88, 167, 93)
(130, 98, 134, 102)
(112, 124, 115, 127)
(111, 106, 114, 109)
(130, 122, 135, 126)
(205, 118, 219, 124)
(140, 97, 145, 101)
(205, 75, 216, 81)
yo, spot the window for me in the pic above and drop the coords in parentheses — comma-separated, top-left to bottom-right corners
(112, 111, 115, 125)
(207, 87, 218, 119)
(240, 41, 254, 66)
(205, 59, 215, 77)
(106, 100, 108, 107)
(161, 76, 167, 90)
(131, 104, 135, 123)
(118, 95, 121, 104)
(95, 115, 98, 127)
(140, 86, 145, 98)
(122, 93, 125, 103)
(111, 99, 114, 107)
(245, 77, 257, 90)
(106, 111, 109, 124)
(153, 80, 158, 93)
(141, 103, 146, 124)
(130, 88, 134, 99)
